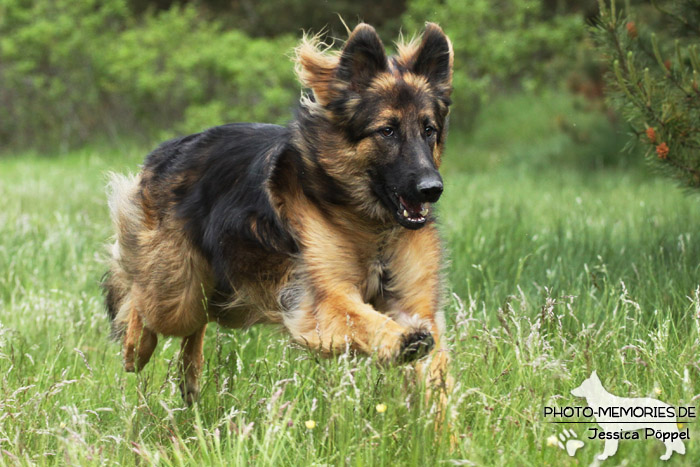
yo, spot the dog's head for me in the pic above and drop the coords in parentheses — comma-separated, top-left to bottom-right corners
(571, 370, 603, 399)
(295, 23, 453, 229)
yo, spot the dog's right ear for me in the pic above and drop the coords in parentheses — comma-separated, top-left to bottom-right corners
(294, 32, 338, 107)
(294, 24, 387, 107)
(336, 23, 388, 92)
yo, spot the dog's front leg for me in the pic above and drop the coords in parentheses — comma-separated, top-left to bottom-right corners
(386, 226, 452, 402)
(286, 284, 432, 362)
(283, 206, 433, 361)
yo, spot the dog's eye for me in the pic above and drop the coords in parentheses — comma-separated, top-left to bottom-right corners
(379, 127, 394, 138)
(425, 126, 435, 138)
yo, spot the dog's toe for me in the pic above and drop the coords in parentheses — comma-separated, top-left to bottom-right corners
(399, 330, 434, 363)
(179, 381, 200, 406)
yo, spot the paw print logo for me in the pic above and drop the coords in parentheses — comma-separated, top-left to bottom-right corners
(547, 429, 584, 457)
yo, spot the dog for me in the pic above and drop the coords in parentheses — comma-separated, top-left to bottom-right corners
(103, 22, 453, 406)
(571, 371, 686, 461)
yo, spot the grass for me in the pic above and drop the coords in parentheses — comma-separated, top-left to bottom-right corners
(0, 92, 698, 465)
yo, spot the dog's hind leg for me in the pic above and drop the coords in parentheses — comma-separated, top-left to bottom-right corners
(179, 324, 207, 405)
(123, 300, 158, 372)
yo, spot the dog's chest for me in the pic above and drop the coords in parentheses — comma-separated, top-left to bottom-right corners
(360, 231, 400, 305)
(362, 254, 392, 305)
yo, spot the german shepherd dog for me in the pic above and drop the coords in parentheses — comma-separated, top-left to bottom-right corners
(103, 23, 453, 405)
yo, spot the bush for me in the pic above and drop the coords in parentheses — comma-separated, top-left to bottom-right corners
(0, 0, 130, 150)
(0, 0, 298, 152)
(403, 0, 586, 130)
(101, 6, 298, 136)
(0, 0, 601, 152)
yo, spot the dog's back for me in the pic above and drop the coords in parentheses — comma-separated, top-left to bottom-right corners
(104, 123, 299, 339)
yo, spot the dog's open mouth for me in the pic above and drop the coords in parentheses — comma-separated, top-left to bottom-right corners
(395, 194, 429, 228)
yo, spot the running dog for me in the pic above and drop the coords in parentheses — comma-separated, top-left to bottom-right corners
(103, 22, 454, 405)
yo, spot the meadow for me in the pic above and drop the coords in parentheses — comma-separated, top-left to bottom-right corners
(0, 93, 698, 465)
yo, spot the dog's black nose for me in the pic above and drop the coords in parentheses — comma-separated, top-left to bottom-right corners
(417, 176, 443, 203)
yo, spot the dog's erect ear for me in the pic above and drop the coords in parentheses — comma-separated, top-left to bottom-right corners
(590, 370, 599, 382)
(411, 23, 453, 96)
(336, 23, 388, 91)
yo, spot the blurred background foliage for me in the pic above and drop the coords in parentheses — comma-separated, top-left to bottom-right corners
(404, 0, 595, 129)
(0, 0, 298, 150)
(0, 0, 686, 165)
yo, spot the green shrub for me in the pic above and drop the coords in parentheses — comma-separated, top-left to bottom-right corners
(0, 0, 130, 150)
(403, 0, 586, 130)
(0, 0, 298, 152)
(0, 0, 598, 152)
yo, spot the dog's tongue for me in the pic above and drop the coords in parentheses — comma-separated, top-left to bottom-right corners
(399, 196, 422, 216)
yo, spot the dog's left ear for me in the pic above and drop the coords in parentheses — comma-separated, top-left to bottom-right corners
(411, 23, 453, 97)
(336, 23, 388, 91)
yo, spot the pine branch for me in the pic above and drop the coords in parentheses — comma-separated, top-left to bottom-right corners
(594, 0, 700, 189)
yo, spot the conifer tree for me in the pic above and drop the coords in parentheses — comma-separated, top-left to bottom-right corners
(595, 0, 700, 187)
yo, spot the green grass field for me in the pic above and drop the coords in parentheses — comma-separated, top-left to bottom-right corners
(0, 93, 698, 465)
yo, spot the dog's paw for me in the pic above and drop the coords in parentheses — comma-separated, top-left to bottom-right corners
(179, 380, 200, 407)
(399, 330, 434, 363)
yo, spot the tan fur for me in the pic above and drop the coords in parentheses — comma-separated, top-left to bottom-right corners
(179, 325, 207, 405)
(387, 228, 451, 392)
(272, 174, 446, 369)
(107, 172, 214, 392)
(294, 33, 340, 107)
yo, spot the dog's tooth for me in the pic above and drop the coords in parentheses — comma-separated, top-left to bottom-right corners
(420, 205, 429, 216)
(403, 209, 409, 218)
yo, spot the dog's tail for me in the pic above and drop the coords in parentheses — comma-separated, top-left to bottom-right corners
(102, 172, 144, 339)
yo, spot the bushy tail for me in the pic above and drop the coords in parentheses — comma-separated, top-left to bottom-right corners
(102, 172, 143, 338)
